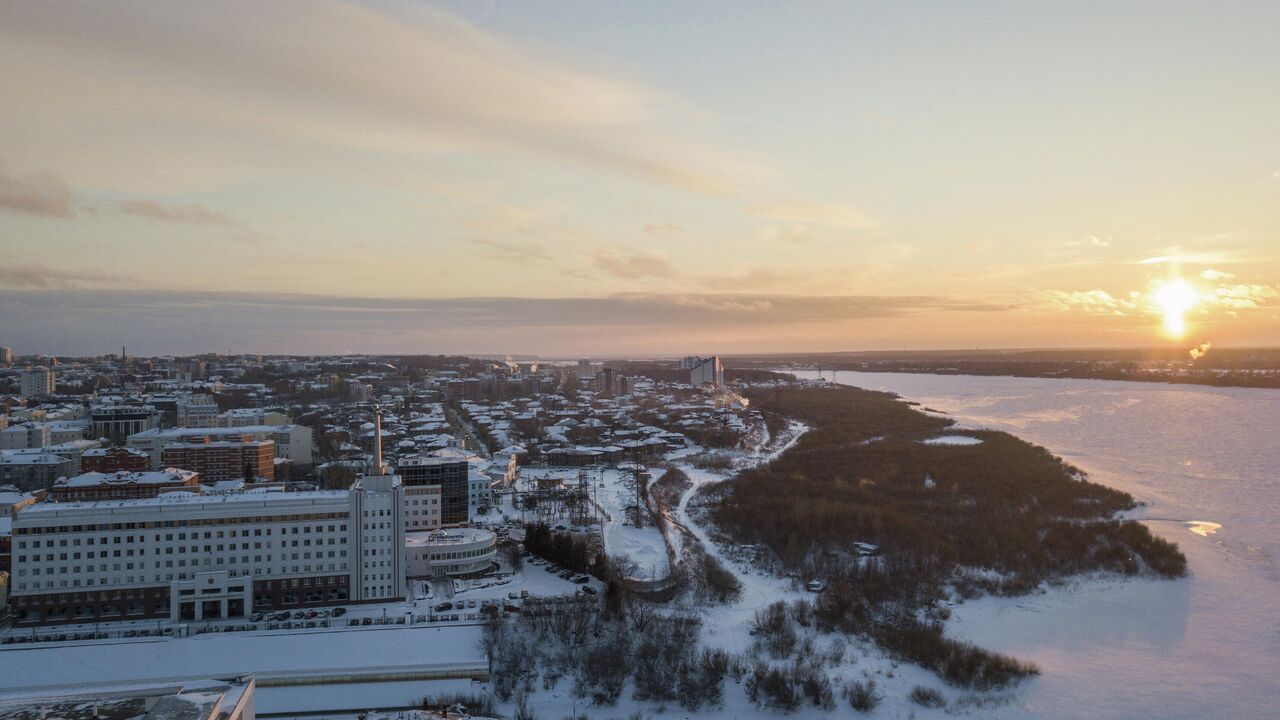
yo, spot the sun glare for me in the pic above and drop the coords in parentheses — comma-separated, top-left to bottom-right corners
(1151, 278, 1199, 338)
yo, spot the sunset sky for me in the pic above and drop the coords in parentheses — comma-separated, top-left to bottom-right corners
(2, 1, 1278, 356)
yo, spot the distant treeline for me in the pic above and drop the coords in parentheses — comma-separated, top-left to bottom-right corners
(726, 349, 1280, 389)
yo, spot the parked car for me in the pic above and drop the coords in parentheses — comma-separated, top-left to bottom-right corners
(361, 617, 373, 626)
(467, 599, 477, 608)
(573, 576, 590, 584)
(434, 602, 453, 612)
(581, 586, 597, 595)
(305, 610, 318, 619)
(348, 619, 360, 626)
(331, 607, 347, 617)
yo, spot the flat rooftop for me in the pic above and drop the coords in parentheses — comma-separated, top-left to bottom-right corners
(0, 678, 251, 720)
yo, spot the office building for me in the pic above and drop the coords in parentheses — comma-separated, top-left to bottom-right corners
(91, 405, 157, 445)
(8, 479, 407, 625)
(397, 456, 469, 525)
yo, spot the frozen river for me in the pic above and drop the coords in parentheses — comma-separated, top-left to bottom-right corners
(793, 370, 1280, 719)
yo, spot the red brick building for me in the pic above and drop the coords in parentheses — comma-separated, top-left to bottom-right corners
(48, 468, 201, 502)
(80, 446, 151, 474)
(161, 436, 275, 482)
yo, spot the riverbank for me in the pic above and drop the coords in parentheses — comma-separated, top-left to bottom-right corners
(795, 370, 1280, 718)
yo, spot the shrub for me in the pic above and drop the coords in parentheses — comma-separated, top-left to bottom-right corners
(844, 679, 881, 712)
(910, 685, 946, 708)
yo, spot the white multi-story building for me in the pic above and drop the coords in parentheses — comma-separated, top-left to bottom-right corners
(468, 467, 492, 516)
(687, 355, 725, 388)
(8, 481, 406, 626)
(404, 483, 442, 532)
(18, 368, 55, 399)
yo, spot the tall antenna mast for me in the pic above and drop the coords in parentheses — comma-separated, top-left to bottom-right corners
(373, 403, 384, 474)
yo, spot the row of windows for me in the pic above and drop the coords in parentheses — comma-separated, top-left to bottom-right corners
(15, 511, 349, 534)
(16, 523, 349, 549)
(14, 563, 351, 592)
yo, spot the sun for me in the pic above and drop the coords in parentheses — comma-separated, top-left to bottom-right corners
(1151, 278, 1199, 338)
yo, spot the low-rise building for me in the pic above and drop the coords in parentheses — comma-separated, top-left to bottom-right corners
(49, 468, 201, 503)
(0, 450, 74, 489)
(81, 445, 152, 473)
(405, 528, 497, 578)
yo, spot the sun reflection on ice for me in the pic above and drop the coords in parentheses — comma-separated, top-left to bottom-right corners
(1187, 520, 1223, 537)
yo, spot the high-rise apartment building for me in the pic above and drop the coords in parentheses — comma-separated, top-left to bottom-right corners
(18, 367, 55, 398)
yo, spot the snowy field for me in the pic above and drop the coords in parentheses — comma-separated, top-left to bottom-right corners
(797, 370, 1280, 719)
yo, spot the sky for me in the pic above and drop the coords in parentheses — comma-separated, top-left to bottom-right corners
(1, 0, 1278, 357)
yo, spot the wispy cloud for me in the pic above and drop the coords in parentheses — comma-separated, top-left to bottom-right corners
(118, 199, 265, 242)
(757, 225, 810, 244)
(470, 238, 552, 265)
(0, 1, 754, 195)
(750, 201, 876, 228)
(118, 200, 238, 227)
(0, 262, 124, 289)
(593, 249, 676, 280)
(643, 223, 685, 237)
(0, 160, 73, 218)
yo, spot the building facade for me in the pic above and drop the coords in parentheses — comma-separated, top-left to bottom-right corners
(129, 425, 314, 469)
(91, 405, 157, 445)
(8, 483, 407, 626)
(18, 368, 55, 399)
(161, 437, 275, 483)
(687, 356, 725, 388)
(81, 446, 152, 473)
(397, 456, 469, 525)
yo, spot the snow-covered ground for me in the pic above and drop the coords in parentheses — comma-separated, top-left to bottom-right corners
(798, 370, 1280, 719)
(920, 434, 984, 446)
(494, 466, 671, 581)
(0, 624, 485, 693)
